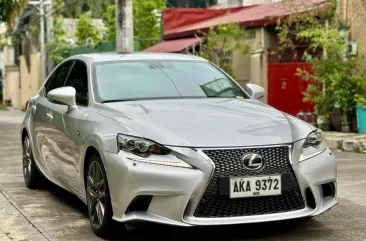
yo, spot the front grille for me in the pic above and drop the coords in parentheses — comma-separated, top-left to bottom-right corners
(194, 146, 305, 218)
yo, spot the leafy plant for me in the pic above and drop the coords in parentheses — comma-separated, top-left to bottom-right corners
(0, 104, 6, 111)
(199, 22, 250, 77)
(46, 1, 71, 64)
(0, 0, 19, 24)
(102, 5, 116, 41)
(75, 13, 103, 47)
(276, 0, 366, 122)
(133, 0, 165, 50)
(47, 17, 71, 64)
(102, 1, 164, 49)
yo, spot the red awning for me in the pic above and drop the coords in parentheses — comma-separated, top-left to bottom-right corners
(143, 37, 204, 53)
(162, 0, 329, 40)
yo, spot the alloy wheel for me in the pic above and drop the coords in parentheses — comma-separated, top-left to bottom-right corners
(22, 137, 32, 183)
(87, 161, 106, 230)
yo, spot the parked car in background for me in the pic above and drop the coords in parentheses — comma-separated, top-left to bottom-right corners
(21, 53, 337, 238)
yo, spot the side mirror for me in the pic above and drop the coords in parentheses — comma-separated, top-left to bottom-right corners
(246, 83, 265, 100)
(47, 87, 77, 111)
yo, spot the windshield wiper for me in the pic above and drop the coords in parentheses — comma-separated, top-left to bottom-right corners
(101, 98, 138, 103)
(101, 96, 183, 103)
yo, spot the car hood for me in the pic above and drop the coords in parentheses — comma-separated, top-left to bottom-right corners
(99, 98, 314, 147)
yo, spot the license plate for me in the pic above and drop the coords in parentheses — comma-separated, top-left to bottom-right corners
(229, 175, 281, 198)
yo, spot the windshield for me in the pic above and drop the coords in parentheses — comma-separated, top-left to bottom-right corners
(94, 60, 249, 102)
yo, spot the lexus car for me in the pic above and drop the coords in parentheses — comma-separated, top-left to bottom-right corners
(21, 53, 337, 238)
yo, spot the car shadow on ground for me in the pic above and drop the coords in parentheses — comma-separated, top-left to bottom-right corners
(38, 178, 322, 241)
(36, 176, 89, 216)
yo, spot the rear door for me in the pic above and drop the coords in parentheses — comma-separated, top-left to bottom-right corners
(46, 60, 89, 192)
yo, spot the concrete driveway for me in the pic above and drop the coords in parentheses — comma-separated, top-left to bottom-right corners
(0, 111, 365, 241)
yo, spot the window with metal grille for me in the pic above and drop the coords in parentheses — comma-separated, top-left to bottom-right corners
(166, 0, 217, 8)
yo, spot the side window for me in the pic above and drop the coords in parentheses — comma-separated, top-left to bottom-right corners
(44, 61, 73, 95)
(64, 60, 88, 106)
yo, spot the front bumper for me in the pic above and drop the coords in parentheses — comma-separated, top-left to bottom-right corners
(102, 142, 337, 226)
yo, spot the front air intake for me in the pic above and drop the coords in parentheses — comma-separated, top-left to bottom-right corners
(321, 182, 336, 198)
(305, 187, 316, 209)
(125, 195, 153, 213)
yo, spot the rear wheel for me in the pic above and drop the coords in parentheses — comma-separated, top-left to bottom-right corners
(86, 154, 124, 238)
(22, 135, 41, 189)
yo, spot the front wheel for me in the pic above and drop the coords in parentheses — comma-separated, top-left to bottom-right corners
(86, 154, 124, 238)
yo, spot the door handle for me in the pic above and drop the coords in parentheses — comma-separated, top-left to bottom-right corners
(46, 112, 53, 121)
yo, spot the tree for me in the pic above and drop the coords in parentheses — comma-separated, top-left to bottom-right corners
(102, 5, 116, 41)
(199, 22, 250, 77)
(0, 0, 19, 24)
(276, 0, 366, 127)
(133, 0, 165, 49)
(102, 1, 165, 49)
(75, 13, 102, 46)
(47, 17, 71, 64)
(46, 1, 71, 64)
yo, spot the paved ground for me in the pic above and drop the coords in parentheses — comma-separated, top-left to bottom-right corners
(0, 110, 366, 241)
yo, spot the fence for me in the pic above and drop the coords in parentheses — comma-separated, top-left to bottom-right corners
(65, 38, 141, 58)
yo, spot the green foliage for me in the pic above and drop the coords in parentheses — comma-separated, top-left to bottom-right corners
(133, 0, 165, 49)
(102, 5, 116, 41)
(0, 104, 6, 111)
(30, 12, 40, 35)
(0, 0, 19, 24)
(75, 13, 102, 47)
(46, 1, 71, 64)
(276, 0, 336, 53)
(199, 22, 250, 77)
(298, 56, 366, 117)
(47, 17, 71, 64)
(277, 0, 366, 118)
(102, 1, 165, 49)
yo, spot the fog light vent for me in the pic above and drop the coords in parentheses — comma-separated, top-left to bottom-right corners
(125, 195, 152, 213)
(305, 187, 316, 209)
(321, 182, 335, 198)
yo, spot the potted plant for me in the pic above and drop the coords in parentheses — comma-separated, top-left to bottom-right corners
(332, 57, 366, 132)
(299, 68, 334, 131)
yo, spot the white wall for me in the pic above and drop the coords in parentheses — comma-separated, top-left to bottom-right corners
(218, 0, 280, 8)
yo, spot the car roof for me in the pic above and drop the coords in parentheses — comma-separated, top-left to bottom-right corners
(72, 52, 207, 63)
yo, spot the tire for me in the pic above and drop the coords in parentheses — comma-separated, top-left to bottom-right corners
(22, 135, 42, 189)
(85, 154, 123, 238)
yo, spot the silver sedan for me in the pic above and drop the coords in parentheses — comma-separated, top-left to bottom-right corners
(21, 53, 337, 238)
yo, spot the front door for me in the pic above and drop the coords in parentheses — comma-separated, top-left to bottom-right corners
(46, 60, 89, 192)
(42, 60, 74, 178)
(28, 93, 50, 169)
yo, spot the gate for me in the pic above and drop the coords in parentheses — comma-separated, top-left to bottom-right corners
(268, 63, 314, 116)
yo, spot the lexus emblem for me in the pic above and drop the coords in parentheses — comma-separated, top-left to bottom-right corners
(242, 153, 265, 171)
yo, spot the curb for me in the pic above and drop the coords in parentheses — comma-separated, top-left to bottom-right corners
(324, 132, 366, 153)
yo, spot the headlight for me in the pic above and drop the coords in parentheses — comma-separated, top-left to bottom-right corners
(299, 129, 327, 162)
(117, 134, 193, 168)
